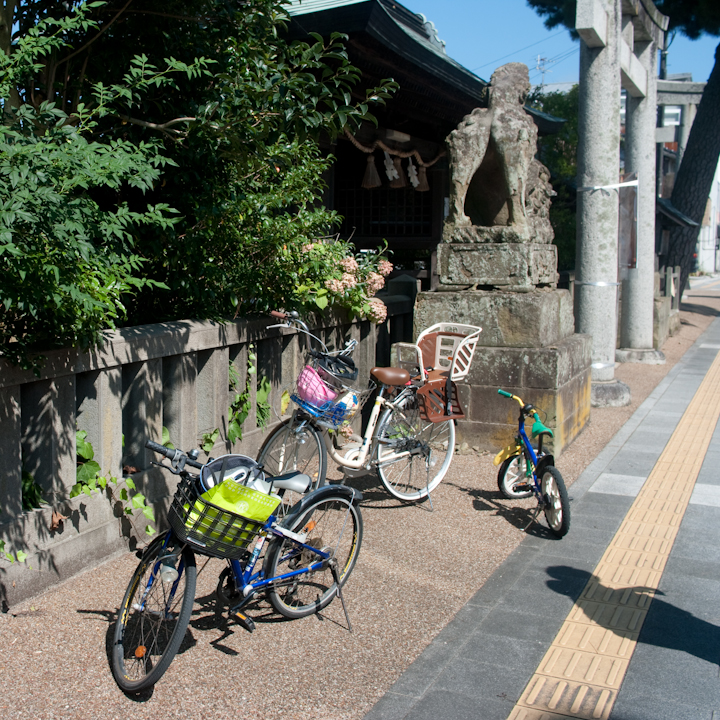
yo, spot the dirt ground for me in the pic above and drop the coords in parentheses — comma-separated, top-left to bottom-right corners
(2, 281, 719, 720)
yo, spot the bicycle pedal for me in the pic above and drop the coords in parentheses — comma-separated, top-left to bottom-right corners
(232, 611, 256, 633)
(514, 483, 532, 492)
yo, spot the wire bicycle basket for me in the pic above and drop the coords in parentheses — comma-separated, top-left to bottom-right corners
(167, 473, 279, 560)
(290, 351, 374, 429)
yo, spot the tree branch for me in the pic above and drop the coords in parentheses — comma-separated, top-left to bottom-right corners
(56, 0, 134, 68)
(116, 113, 196, 138)
(104, 10, 214, 23)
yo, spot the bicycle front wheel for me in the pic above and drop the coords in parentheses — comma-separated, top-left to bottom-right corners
(265, 493, 363, 619)
(111, 532, 196, 693)
(375, 392, 455, 502)
(541, 466, 571, 538)
(257, 413, 327, 516)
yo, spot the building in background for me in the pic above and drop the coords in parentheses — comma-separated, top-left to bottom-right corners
(286, 0, 563, 288)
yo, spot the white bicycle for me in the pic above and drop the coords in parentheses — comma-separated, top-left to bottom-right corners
(257, 311, 481, 503)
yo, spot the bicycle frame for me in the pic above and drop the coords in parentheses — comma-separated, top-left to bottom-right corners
(323, 384, 416, 470)
(225, 519, 331, 604)
(498, 390, 555, 498)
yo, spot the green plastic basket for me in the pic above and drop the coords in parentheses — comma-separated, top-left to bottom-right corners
(168, 475, 280, 559)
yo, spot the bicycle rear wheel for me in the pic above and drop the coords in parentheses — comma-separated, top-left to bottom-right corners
(541, 466, 571, 538)
(264, 492, 363, 619)
(257, 413, 327, 517)
(497, 453, 533, 499)
(111, 532, 196, 693)
(375, 392, 455, 502)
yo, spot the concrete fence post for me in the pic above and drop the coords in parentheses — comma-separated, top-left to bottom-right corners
(0, 386, 22, 520)
(162, 353, 198, 453)
(76, 368, 123, 478)
(21, 377, 77, 499)
(122, 360, 163, 472)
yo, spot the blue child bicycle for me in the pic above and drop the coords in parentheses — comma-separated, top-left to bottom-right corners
(493, 389, 570, 538)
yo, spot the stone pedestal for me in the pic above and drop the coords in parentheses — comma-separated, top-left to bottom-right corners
(430, 61, 592, 455)
(437, 243, 558, 292)
(415, 291, 592, 455)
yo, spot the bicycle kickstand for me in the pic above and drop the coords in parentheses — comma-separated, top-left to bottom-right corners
(523, 503, 543, 533)
(329, 560, 353, 633)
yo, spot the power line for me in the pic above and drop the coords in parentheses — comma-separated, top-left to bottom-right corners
(528, 47, 579, 82)
(470, 29, 569, 72)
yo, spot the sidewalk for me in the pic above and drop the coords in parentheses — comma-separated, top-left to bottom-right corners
(364, 297, 720, 719)
(3, 283, 719, 720)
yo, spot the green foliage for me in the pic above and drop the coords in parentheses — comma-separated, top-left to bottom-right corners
(225, 346, 274, 446)
(525, 0, 720, 39)
(76, 430, 101, 484)
(3, 1, 397, 371)
(21, 470, 45, 511)
(0, 6, 203, 371)
(528, 85, 579, 271)
(256, 376, 272, 430)
(72, 432, 155, 537)
(200, 428, 220, 454)
(162, 426, 175, 449)
(0, 540, 28, 564)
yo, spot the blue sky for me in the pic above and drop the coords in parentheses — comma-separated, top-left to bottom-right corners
(401, 0, 718, 87)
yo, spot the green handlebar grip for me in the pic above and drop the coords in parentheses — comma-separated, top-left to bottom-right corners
(498, 389, 513, 398)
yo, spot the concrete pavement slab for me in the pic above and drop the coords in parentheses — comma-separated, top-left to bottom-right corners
(364, 313, 720, 720)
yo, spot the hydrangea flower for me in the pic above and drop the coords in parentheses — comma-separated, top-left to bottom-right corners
(340, 257, 359, 273)
(366, 297, 387, 323)
(378, 259, 393, 277)
(366, 271, 385, 295)
(341, 272, 357, 290)
(325, 278, 344, 293)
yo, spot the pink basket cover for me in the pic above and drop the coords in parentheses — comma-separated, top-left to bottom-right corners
(296, 365, 338, 406)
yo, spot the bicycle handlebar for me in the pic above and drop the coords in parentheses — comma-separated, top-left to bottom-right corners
(497, 389, 539, 418)
(145, 440, 204, 469)
(268, 311, 357, 358)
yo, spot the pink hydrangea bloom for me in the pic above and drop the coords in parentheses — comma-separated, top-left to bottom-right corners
(340, 256, 359, 273)
(366, 271, 385, 295)
(366, 297, 387, 324)
(325, 278, 344, 293)
(338, 423, 354, 439)
(378, 259, 393, 277)
(341, 272, 357, 290)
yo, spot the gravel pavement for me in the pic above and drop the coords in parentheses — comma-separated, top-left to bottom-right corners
(2, 283, 718, 720)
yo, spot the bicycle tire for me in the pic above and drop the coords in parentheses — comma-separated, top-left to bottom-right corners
(257, 413, 327, 517)
(374, 392, 455, 502)
(264, 491, 363, 619)
(541, 466, 571, 538)
(497, 453, 533, 499)
(111, 532, 196, 693)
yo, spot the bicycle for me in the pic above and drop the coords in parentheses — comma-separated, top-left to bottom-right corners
(493, 389, 570, 537)
(258, 311, 481, 503)
(111, 441, 363, 693)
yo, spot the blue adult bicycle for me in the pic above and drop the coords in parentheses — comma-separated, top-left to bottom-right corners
(111, 441, 362, 693)
(493, 389, 570, 538)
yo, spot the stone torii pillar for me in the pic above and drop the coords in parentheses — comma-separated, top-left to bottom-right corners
(574, 0, 668, 407)
(617, 1, 667, 365)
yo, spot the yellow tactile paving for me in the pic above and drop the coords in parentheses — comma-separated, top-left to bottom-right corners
(509, 349, 720, 720)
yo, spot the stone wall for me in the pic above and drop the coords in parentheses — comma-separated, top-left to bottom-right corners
(0, 294, 413, 607)
(414, 291, 591, 455)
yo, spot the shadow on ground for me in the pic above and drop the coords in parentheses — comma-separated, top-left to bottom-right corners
(545, 566, 720, 665)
